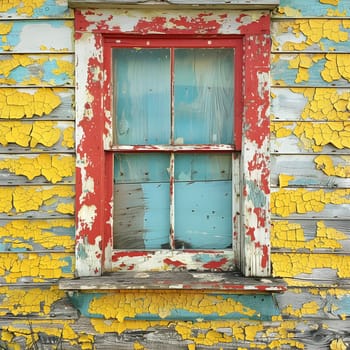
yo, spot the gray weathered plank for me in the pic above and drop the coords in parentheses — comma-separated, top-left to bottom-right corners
(0, 154, 75, 185)
(272, 19, 350, 53)
(0, 184, 74, 219)
(0, 21, 73, 53)
(0, 88, 74, 120)
(272, 53, 350, 87)
(0, 120, 74, 153)
(273, 0, 350, 18)
(0, 1, 73, 19)
(0, 54, 74, 87)
(0, 218, 75, 252)
(271, 87, 350, 122)
(271, 154, 350, 188)
(271, 121, 350, 154)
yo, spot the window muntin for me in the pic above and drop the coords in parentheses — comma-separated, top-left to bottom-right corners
(109, 39, 241, 269)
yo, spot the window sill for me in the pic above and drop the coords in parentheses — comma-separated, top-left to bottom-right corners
(59, 271, 286, 293)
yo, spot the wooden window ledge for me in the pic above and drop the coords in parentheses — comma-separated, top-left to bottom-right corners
(59, 271, 286, 293)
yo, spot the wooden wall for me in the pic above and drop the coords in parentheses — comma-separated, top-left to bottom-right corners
(0, 0, 348, 349)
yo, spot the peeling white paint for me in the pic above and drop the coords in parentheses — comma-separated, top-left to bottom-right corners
(78, 204, 97, 230)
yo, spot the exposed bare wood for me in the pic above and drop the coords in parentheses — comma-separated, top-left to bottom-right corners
(59, 271, 287, 292)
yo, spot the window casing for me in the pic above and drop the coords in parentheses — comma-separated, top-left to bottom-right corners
(74, 9, 272, 278)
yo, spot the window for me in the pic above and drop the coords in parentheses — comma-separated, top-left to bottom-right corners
(104, 37, 242, 272)
(73, 8, 273, 278)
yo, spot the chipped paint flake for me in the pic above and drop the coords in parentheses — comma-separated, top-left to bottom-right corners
(271, 188, 350, 217)
(0, 88, 61, 119)
(314, 155, 350, 178)
(272, 220, 348, 251)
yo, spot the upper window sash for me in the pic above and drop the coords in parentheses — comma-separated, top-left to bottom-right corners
(104, 36, 243, 151)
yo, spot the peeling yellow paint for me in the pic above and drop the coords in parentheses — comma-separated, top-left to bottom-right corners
(62, 126, 75, 148)
(0, 121, 73, 149)
(271, 188, 350, 217)
(272, 253, 350, 278)
(322, 54, 350, 82)
(320, 0, 338, 5)
(293, 122, 350, 151)
(278, 19, 349, 51)
(330, 338, 347, 350)
(0, 154, 75, 183)
(270, 122, 293, 137)
(0, 0, 46, 16)
(314, 155, 350, 178)
(282, 301, 319, 317)
(279, 174, 295, 188)
(0, 55, 73, 86)
(0, 23, 13, 35)
(272, 120, 350, 152)
(0, 88, 62, 119)
(0, 253, 73, 283)
(0, 286, 65, 316)
(288, 88, 350, 122)
(88, 291, 256, 322)
(272, 220, 348, 251)
(0, 219, 74, 250)
(288, 54, 323, 83)
(0, 185, 74, 214)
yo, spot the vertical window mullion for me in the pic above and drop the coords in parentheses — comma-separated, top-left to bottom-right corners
(169, 48, 175, 250)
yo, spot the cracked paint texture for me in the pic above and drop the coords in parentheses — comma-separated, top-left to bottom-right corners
(272, 253, 350, 278)
(0, 219, 74, 251)
(0, 185, 74, 215)
(0, 154, 75, 183)
(0, 88, 61, 119)
(0, 286, 65, 316)
(0, 253, 73, 283)
(271, 188, 350, 217)
(0, 0, 71, 18)
(274, 0, 349, 17)
(272, 53, 350, 86)
(271, 87, 350, 121)
(0, 54, 73, 85)
(273, 19, 350, 51)
(314, 155, 350, 178)
(0, 121, 74, 149)
(271, 121, 350, 152)
(84, 292, 267, 321)
(272, 220, 347, 251)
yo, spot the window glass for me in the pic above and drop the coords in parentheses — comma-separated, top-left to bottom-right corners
(174, 48, 234, 145)
(114, 153, 170, 249)
(174, 154, 232, 249)
(114, 48, 171, 145)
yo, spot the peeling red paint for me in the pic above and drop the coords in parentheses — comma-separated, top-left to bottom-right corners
(164, 258, 186, 268)
(75, 8, 271, 276)
(253, 208, 267, 227)
(112, 251, 149, 263)
(203, 258, 228, 270)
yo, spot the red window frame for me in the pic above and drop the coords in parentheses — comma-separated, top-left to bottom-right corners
(74, 9, 271, 278)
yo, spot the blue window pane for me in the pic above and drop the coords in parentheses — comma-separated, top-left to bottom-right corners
(174, 153, 232, 181)
(113, 49, 171, 145)
(174, 49, 234, 145)
(174, 154, 232, 249)
(175, 181, 232, 249)
(113, 154, 170, 249)
(114, 153, 170, 183)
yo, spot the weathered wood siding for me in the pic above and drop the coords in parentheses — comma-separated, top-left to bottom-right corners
(0, 0, 348, 349)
